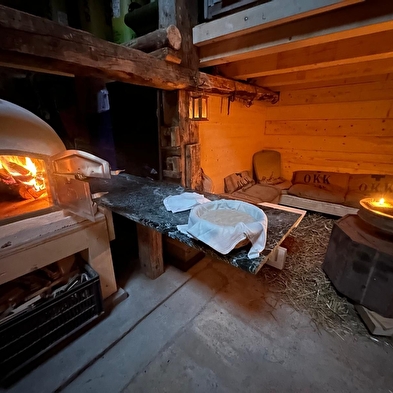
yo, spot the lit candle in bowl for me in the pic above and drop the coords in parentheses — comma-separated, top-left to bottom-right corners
(362, 197, 393, 216)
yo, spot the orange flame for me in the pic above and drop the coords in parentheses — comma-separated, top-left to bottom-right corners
(0, 155, 46, 192)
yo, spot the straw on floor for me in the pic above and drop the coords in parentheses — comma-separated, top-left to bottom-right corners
(257, 212, 392, 346)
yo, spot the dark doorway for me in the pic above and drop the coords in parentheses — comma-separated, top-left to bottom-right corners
(107, 83, 159, 178)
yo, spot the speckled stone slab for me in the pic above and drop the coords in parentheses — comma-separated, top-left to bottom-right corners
(90, 174, 303, 274)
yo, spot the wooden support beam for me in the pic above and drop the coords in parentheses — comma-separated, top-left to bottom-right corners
(198, 1, 393, 67)
(193, 0, 363, 46)
(136, 224, 164, 280)
(158, 1, 201, 187)
(254, 57, 393, 88)
(219, 30, 393, 79)
(198, 73, 279, 103)
(185, 143, 201, 190)
(123, 25, 182, 52)
(0, 5, 277, 102)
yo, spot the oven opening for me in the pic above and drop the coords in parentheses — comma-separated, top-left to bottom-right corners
(0, 154, 53, 222)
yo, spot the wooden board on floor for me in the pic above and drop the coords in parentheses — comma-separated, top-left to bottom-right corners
(356, 305, 393, 336)
(259, 202, 306, 225)
(279, 193, 358, 216)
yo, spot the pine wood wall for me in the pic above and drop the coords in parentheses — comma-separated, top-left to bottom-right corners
(199, 96, 267, 193)
(263, 79, 393, 181)
(199, 79, 393, 194)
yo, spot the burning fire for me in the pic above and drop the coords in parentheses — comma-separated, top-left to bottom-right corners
(0, 155, 47, 199)
(378, 198, 385, 206)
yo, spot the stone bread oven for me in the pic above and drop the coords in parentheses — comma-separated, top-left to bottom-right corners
(0, 99, 112, 225)
(0, 100, 117, 301)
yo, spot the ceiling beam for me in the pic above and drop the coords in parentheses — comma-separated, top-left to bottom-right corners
(193, 0, 363, 46)
(0, 5, 278, 103)
(218, 30, 393, 79)
(253, 57, 393, 89)
(198, 1, 393, 67)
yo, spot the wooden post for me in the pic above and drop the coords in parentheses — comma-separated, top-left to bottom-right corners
(136, 224, 164, 279)
(185, 143, 201, 190)
(158, 0, 202, 189)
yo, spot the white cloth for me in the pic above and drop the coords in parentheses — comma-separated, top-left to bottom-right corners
(177, 200, 268, 259)
(163, 192, 211, 213)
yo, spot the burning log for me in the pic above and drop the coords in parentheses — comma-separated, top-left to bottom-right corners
(6, 161, 30, 176)
(0, 168, 16, 185)
(17, 185, 45, 200)
(0, 155, 47, 200)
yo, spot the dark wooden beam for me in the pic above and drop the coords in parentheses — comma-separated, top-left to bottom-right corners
(198, 73, 279, 103)
(0, 5, 278, 102)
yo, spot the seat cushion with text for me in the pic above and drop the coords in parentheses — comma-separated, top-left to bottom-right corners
(344, 174, 393, 207)
(288, 171, 350, 204)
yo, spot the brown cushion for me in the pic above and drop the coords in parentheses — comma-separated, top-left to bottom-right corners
(344, 174, 393, 207)
(292, 171, 350, 192)
(232, 184, 281, 204)
(253, 150, 282, 182)
(224, 171, 255, 193)
(259, 179, 292, 191)
(346, 174, 393, 197)
(343, 192, 365, 208)
(288, 184, 346, 204)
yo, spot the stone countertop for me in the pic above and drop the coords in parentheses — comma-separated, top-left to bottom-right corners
(90, 173, 302, 274)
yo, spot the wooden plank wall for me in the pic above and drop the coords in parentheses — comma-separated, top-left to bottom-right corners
(263, 79, 393, 180)
(199, 96, 267, 193)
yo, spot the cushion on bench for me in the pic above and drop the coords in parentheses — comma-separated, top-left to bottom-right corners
(288, 171, 350, 204)
(344, 174, 393, 208)
(253, 150, 291, 190)
(224, 171, 280, 204)
(224, 171, 255, 194)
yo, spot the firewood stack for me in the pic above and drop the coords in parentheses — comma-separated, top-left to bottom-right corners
(0, 256, 78, 324)
(122, 25, 182, 64)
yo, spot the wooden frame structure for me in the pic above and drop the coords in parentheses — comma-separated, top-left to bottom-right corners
(194, 0, 393, 90)
(0, 5, 278, 102)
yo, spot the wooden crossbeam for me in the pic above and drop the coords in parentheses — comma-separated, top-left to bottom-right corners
(0, 5, 278, 103)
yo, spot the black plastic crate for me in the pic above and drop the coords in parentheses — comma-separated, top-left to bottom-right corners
(0, 264, 104, 381)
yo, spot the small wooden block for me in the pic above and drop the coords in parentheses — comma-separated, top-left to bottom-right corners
(104, 287, 129, 311)
(166, 156, 181, 172)
(163, 236, 205, 272)
(163, 169, 182, 179)
(356, 305, 393, 336)
(266, 246, 287, 270)
(150, 47, 182, 64)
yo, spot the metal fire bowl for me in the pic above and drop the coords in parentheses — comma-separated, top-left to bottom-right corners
(358, 198, 393, 235)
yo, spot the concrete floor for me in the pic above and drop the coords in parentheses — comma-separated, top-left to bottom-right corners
(4, 257, 393, 393)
